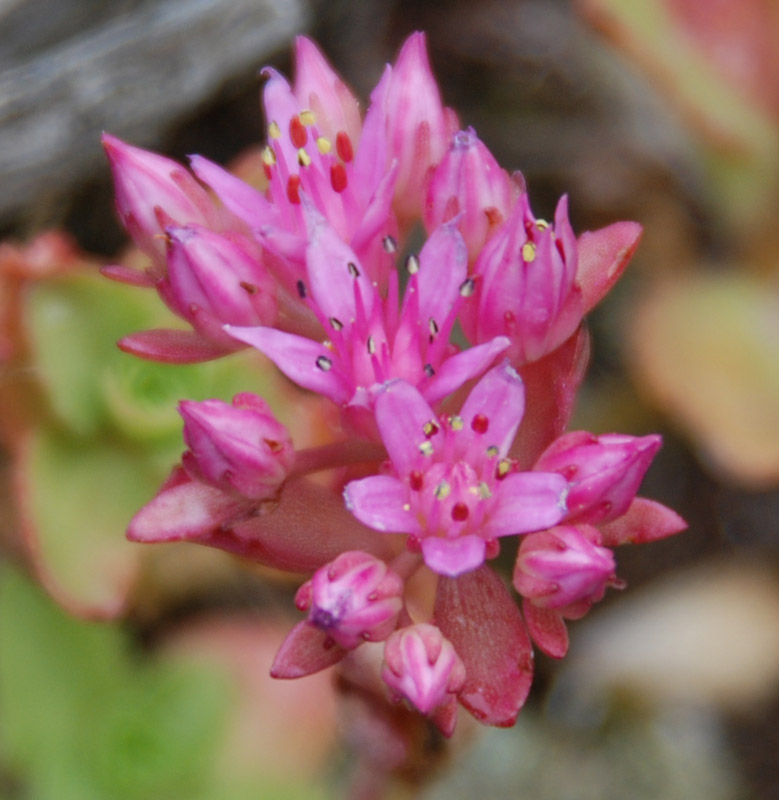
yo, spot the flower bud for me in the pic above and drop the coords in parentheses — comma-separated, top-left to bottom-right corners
(535, 431, 662, 524)
(381, 623, 466, 715)
(467, 193, 583, 364)
(295, 551, 404, 650)
(425, 128, 516, 261)
(179, 393, 294, 499)
(161, 225, 276, 345)
(514, 525, 617, 615)
(102, 134, 219, 265)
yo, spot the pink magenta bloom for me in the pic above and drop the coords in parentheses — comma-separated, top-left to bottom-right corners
(382, 623, 466, 717)
(102, 134, 222, 267)
(463, 192, 584, 365)
(514, 524, 617, 614)
(534, 430, 662, 524)
(226, 214, 509, 428)
(179, 393, 294, 500)
(294, 551, 404, 650)
(425, 127, 517, 262)
(343, 363, 568, 576)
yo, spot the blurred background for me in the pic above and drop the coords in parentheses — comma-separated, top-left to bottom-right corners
(1, 0, 778, 798)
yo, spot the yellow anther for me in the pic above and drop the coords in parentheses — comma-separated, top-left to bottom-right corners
(268, 121, 281, 139)
(300, 109, 316, 126)
(316, 136, 332, 155)
(262, 146, 276, 166)
(419, 441, 434, 457)
(423, 420, 439, 437)
(450, 416, 464, 431)
(297, 148, 312, 167)
(536, 219, 549, 231)
(486, 445, 499, 458)
(434, 481, 451, 500)
(497, 459, 511, 477)
(522, 242, 536, 262)
(478, 482, 492, 499)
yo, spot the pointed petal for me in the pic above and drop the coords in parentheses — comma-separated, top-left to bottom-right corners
(435, 566, 534, 726)
(270, 620, 347, 678)
(599, 497, 687, 547)
(225, 325, 352, 404)
(577, 221, 642, 312)
(118, 328, 232, 363)
(522, 599, 569, 658)
(423, 336, 510, 405)
(374, 380, 439, 474)
(344, 475, 421, 534)
(460, 362, 525, 455)
(421, 536, 486, 577)
(416, 221, 468, 330)
(484, 472, 567, 537)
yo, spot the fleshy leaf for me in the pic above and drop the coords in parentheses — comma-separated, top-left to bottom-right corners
(270, 621, 347, 678)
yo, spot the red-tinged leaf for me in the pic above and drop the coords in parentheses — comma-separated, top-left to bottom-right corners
(431, 695, 459, 738)
(270, 620, 347, 678)
(513, 325, 590, 467)
(118, 328, 233, 363)
(227, 478, 397, 573)
(100, 264, 154, 287)
(577, 221, 642, 312)
(434, 566, 533, 727)
(127, 477, 247, 543)
(522, 600, 569, 659)
(599, 497, 687, 547)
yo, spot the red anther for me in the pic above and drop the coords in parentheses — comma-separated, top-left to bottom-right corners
(263, 163, 273, 181)
(287, 174, 301, 204)
(336, 131, 354, 163)
(330, 163, 348, 193)
(289, 116, 307, 148)
(409, 470, 424, 491)
(471, 414, 489, 434)
(451, 503, 470, 522)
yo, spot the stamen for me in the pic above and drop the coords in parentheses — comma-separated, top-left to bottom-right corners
(451, 503, 469, 521)
(268, 121, 281, 139)
(300, 109, 316, 126)
(347, 261, 360, 278)
(478, 482, 492, 499)
(261, 146, 276, 166)
(296, 280, 307, 299)
(287, 174, 301, 204)
(289, 116, 307, 148)
(522, 242, 536, 262)
(449, 416, 464, 431)
(297, 148, 312, 168)
(316, 355, 333, 371)
(329, 316, 344, 331)
(496, 459, 512, 479)
(330, 163, 347, 193)
(486, 445, 499, 458)
(317, 136, 332, 155)
(336, 131, 354, 163)
(418, 441, 434, 457)
(423, 420, 439, 438)
(423, 364, 435, 378)
(366, 336, 376, 355)
(459, 278, 476, 297)
(471, 414, 489, 434)
(382, 235, 397, 253)
(536, 219, 549, 231)
(434, 481, 451, 500)
(239, 281, 258, 294)
(428, 319, 439, 341)
(405, 254, 420, 275)
(409, 471, 424, 491)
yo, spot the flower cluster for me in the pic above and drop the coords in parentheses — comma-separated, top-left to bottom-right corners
(106, 33, 685, 737)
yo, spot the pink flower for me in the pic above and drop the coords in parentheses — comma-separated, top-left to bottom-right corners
(534, 430, 662, 524)
(102, 134, 221, 267)
(344, 363, 568, 576)
(382, 623, 465, 719)
(425, 127, 517, 262)
(226, 215, 509, 430)
(295, 551, 404, 650)
(179, 393, 294, 499)
(514, 524, 617, 614)
(463, 193, 583, 365)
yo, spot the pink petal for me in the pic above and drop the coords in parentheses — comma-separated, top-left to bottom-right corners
(434, 566, 534, 727)
(421, 536, 487, 577)
(224, 325, 352, 404)
(522, 600, 569, 658)
(599, 497, 688, 547)
(577, 221, 642, 312)
(416, 221, 468, 331)
(344, 475, 421, 534)
(459, 362, 525, 455)
(374, 380, 439, 474)
(118, 328, 233, 363)
(423, 336, 510, 405)
(270, 620, 347, 679)
(483, 472, 568, 537)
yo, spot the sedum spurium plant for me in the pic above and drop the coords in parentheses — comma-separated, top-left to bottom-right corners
(103, 32, 685, 739)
